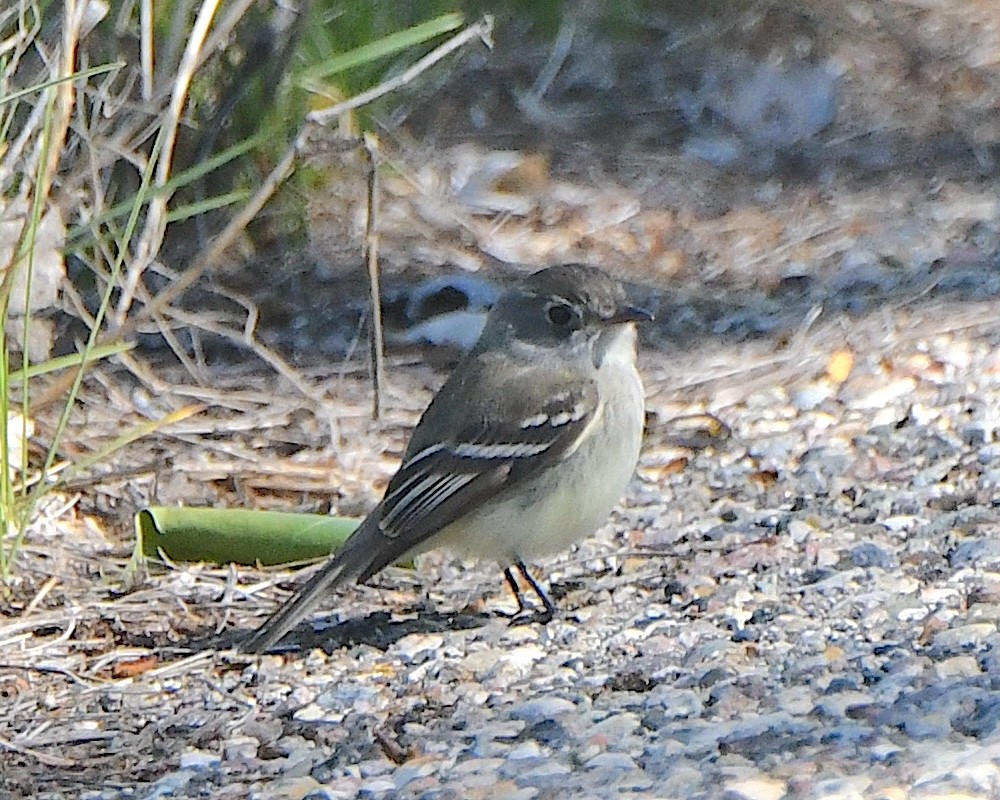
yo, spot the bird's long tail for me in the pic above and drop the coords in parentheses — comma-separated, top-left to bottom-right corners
(240, 518, 381, 653)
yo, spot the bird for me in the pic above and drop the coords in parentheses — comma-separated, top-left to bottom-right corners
(242, 264, 649, 653)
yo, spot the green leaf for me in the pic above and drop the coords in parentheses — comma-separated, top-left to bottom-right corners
(136, 506, 361, 566)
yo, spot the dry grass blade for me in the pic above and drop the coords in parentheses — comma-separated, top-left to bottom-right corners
(51, 405, 204, 491)
(0, 734, 77, 769)
(116, 0, 222, 324)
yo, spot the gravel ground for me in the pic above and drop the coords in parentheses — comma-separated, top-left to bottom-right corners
(6, 1, 1000, 797)
(7, 296, 1000, 798)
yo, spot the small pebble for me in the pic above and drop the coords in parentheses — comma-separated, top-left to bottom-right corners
(722, 775, 787, 800)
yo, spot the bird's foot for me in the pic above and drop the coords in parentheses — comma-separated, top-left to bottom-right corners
(505, 606, 554, 626)
(501, 562, 558, 625)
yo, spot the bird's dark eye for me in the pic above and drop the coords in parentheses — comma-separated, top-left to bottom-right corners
(546, 301, 576, 328)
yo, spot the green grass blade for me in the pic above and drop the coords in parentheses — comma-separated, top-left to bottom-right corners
(6, 342, 134, 385)
(300, 12, 464, 84)
(67, 132, 265, 243)
(0, 62, 124, 108)
(166, 189, 250, 222)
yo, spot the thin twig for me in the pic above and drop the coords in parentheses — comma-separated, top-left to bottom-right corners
(0, 734, 77, 769)
(526, 15, 575, 102)
(139, 0, 153, 100)
(192, 0, 260, 79)
(363, 132, 385, 421)
(155, 302, 343, 445)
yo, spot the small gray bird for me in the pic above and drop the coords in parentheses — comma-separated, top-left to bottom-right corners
(242, 264, 649, 653)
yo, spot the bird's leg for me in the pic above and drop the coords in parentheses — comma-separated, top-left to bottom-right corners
(501, 562, 556, 623)
(503, 566, 530, 616)
(499, 560, 555, 624)
(516, 561, 557, 620)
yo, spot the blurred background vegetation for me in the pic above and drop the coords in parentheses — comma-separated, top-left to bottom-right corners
(3, 0, 1000, 567)
(0, 0, 498, 569)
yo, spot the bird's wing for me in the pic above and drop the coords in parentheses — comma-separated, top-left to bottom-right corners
(357, 372, 599, 580)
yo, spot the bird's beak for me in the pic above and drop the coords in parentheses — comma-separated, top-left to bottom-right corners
(607, 305, 654, 325)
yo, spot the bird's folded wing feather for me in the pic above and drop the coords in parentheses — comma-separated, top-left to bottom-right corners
(355, 372, 599, 580)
